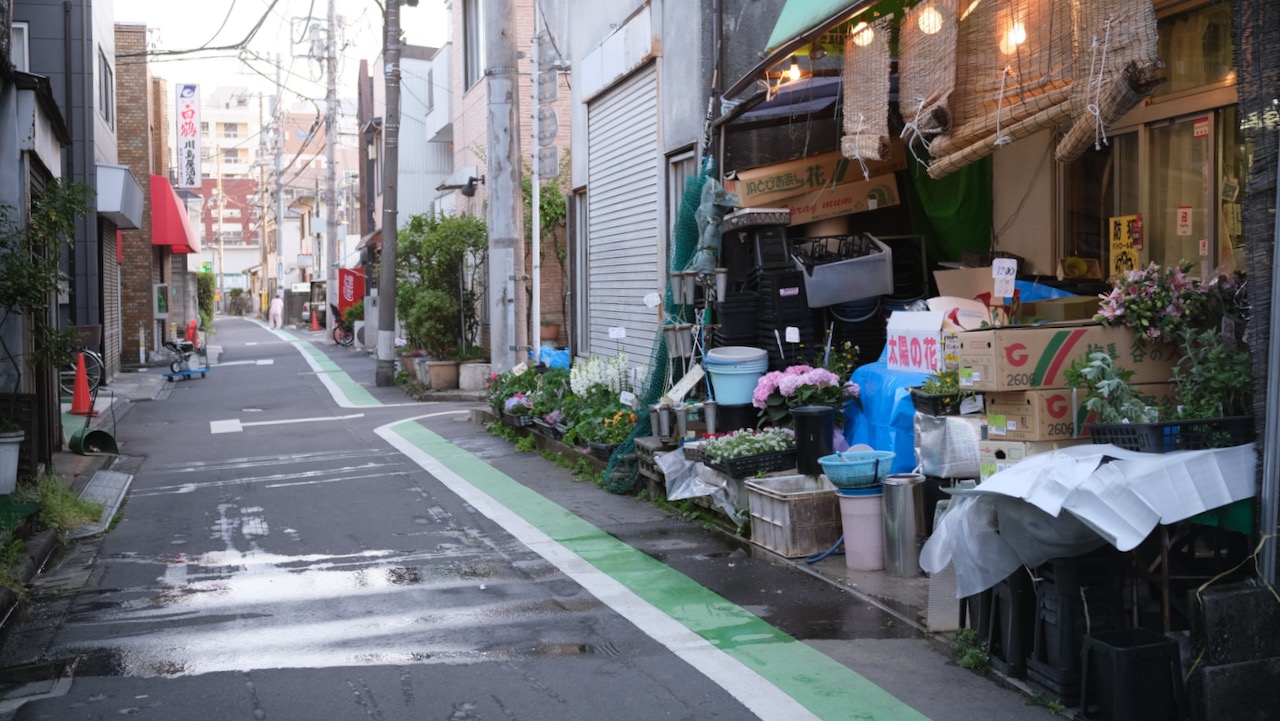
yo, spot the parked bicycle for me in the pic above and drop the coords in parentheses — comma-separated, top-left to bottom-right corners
(331, 304, 354, 347)
(58, 325, 105, 397)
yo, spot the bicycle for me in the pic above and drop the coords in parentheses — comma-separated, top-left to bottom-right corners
(59, 348, 104, 397)
(330, 304, 354, 347)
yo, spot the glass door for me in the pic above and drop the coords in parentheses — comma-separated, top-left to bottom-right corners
(1146, 112, 1215, 278)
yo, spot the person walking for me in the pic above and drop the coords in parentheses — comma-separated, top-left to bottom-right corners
(269, 294, 284, 329)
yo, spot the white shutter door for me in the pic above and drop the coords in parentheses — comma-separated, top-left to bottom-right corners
(586, 63, 658, 361)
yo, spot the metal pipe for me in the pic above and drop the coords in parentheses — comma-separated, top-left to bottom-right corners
(1260, 113, 1280, 583)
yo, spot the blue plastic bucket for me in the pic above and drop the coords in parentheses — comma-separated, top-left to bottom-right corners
(705, 346, 768, 405)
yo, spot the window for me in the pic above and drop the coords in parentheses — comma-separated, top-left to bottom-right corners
(426, 68, 435, 111)
(200, 122, 210, 134)
(224, 148, 244, 165)
(11, 23, 29, 72)
(1059, 0, 1243, 280)
(98, 47, 115, 128)
(463, 0, 485, 90)
(223, 123, 241, 139)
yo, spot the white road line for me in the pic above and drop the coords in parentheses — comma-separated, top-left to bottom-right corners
(377, 413, 821, 721)
(210, 413, 365, 434)
(216, 359, 274, 367)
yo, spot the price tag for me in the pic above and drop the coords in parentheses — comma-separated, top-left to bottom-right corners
(959, 394, 984, 415)
(785, 326, 800, 343)
(608, 326, 627, 339)
(980, 462, 997, 479)
(643, 292, 661, 309)
(988, 413, 1007, 436)
(619, 391, 637, 407)
(511, 362, 529, 376)
(992, 258, 1017, 299)
(958, 367, 974, 387)
(1177, 207, 1193, 236)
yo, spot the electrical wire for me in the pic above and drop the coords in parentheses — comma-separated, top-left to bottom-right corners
(195, 0, 240, 51)
(117, 0, 285, 59)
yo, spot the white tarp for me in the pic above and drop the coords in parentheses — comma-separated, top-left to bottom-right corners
(921, 443, 1257, 597)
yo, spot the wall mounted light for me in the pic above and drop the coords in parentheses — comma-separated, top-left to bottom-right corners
(918, 6, 944, 35)
(788, 56, 801, 82)
(460, 175, 485, 197)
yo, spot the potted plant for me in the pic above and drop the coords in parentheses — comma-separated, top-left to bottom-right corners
(752, 364, 860, 428)
(1, 181, 91, 492)
(396, 213, 488, 390)
(910, 369, 974, 416)
(700, 427, 797, 479)
(539, 317, 561, 343)
(575, 409, 637, 461)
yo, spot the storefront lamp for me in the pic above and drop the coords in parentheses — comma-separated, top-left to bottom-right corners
(999, 21, 1027, 55)
(918, 6, 943, 35)
(788, 56, 801, 82)
(852, 22, 875, 47)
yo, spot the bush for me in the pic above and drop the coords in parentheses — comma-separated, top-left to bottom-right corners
(396, 213, 487, 358)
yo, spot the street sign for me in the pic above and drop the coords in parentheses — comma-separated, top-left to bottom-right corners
(535, 31, 557, 68)
(538, 147, 559, 179)
(537, 107, 558, 146)
(200, 261, 213, 274)
(536, 70, 558, 104)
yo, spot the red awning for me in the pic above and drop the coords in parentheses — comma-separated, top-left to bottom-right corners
(150, 175, 202, 254)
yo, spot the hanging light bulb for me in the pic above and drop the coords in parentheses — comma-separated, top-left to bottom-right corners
(788, 56, 801, 82)
(918, 6, 944, 35)
(852, 22, 875, 47)
(999, 21, 1027, 55)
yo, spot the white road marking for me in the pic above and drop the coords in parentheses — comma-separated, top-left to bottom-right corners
(377, 413, 821, 721)
(210, 413, 365, 434)
(216, 359, 274, 367)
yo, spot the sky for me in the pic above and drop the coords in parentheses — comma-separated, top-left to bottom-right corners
(113, 0, 449, 106)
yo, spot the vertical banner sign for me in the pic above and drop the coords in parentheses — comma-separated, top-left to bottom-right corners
(337, 268, 365, 313)
(175, 84, 201, 188)
(1108, 215, 1140, 279)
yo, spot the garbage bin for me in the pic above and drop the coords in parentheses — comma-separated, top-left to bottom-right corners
(882, 473, 925, 577)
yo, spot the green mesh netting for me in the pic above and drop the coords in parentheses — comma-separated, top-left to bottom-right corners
(603, 158, 718, 494)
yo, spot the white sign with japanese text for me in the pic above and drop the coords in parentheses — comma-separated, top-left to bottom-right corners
(175, 84, 202, 188)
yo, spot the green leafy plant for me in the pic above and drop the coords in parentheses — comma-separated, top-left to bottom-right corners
(529, 368, 570, 421)
(0, 536, 27, 597)
(574, 409, 636, 445)
(952, 627, 991, 672)
(701, 427, 795, 463)
(396, 213, 488, 359)
(0, 180, 93, 430)
(919, 368, 961, 396)
(1171, 327, 1252, 419)
(15, 473, 104, 538)
(342, 301, 364, 329)
(514, 435, 537, 453)
(486, 368, 540, 413)
(753, 365, 860, 428)
(1064, 351, 1157, 425)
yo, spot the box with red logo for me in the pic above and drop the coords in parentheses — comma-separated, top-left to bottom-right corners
(955, 323, 1177, 393)
(984, 383, 1178, 441)
(978, 439, 1089, 481)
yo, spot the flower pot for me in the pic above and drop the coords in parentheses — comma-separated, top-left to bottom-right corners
(458, 361, 491, 390)
(0, 431, 23, 495)
(426, 360, 460, 390)
(540, 323, 561, 343)
(399, 354, 419, 381)
(587, 441, 620, 462)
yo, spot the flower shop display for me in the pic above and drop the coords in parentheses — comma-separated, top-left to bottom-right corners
(909, 369, 978, 416)
(578, 410, 638, 460)
(701, 427, 797, 479)
(1093, 261, 1204, 343)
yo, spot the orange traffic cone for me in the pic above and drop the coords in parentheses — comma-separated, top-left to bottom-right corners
(311, 307, 320, 331)
(69, 353, 98, 417)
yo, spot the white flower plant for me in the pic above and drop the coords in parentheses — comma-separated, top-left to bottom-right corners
(701, 427, 796, 464)
(570, 352, 635, 396)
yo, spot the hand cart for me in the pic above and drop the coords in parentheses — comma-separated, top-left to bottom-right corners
(163, 338, 209, 381)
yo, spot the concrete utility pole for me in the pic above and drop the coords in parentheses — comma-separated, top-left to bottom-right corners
(485, 0, 527, 373)
(275, 54, 286, 299)
(375, 0, 403, 386)
(216, 152, 226, 313)
(324, 0, 339, 331)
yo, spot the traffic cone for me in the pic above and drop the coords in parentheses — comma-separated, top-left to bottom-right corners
(69, 353, 98, 417)
(311, 307, 320, 331)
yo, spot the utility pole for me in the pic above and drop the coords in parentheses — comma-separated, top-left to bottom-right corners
(275, 53, 286, 300)
(485, 0, 526, 373)
(530, 7, 541, 352)
(375, 0, 403, 386)
(324, 0, 339, 332)
(259, 93, 269, 312)
(216, 152, 225, 313)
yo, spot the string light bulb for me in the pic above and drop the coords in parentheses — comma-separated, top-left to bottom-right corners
(918, 6, 943, 35)
(999, 21, 1027, 55)
(788, 56, 801, 82)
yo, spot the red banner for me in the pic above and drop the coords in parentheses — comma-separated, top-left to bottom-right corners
(338, 268, 365, 313)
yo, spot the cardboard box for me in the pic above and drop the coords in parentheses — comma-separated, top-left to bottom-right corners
(776, 174, 901, 226)
(956, 323, 1178, 392)
(984, 383, 1177, 441)
(933, 267, 1039, 326)
(726, 145, 907, 207)
(886, 311, 954, 374)
(978, 439, 1088, 481)
(1033, 296, 1103, 322)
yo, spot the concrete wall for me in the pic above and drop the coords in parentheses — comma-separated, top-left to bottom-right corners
(992, 130, 1056, 276)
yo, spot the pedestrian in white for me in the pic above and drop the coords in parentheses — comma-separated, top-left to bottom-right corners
(269, 294, 284, 329)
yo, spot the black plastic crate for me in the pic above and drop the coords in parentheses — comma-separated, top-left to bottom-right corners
(982, 571, 1037, 678)
(1028, 553, 1129, 702)
(1086, 416, 1254, 453)
(751, 227, 792, 271)
(910, 389, 962, 417)
(711, 449, 797, 479)
(1080, 628, 1186, 721)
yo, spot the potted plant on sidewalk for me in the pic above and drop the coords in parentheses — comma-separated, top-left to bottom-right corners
(396, 213, 488, 390)
(1, 181, 92, 492)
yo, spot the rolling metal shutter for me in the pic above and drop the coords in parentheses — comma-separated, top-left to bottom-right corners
(585, 63, 659, 361)
(101, 221, 120, 379)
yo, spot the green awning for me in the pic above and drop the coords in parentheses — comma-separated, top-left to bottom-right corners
(766, 0, 861, 54)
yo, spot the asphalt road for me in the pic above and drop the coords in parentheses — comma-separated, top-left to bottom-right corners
(0, 318, 1056, 720)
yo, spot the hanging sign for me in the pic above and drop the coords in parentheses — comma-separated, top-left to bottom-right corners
(1108, 215, 1140, 279)
(991, 258, 1017, 299)
(175, 84, 202, 188)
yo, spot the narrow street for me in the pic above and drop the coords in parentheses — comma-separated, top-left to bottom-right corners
(0, 319, 1052, 720)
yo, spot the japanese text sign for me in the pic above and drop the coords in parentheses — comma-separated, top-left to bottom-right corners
(175, 84, 202, 188)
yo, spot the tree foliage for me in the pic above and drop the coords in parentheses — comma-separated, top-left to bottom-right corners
(395, 213, 488, 358)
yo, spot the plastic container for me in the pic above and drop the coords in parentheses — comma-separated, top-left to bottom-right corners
(704, 346, 769, 405)
(1085, 416, 1254, 453)
(882, 473, 925, 578)
(838, 488, 884, 571)
(818, 450, 896, 489)
(745, 475, 842, 558)
(792, 405, 836, 476)
(1080, 628, 1185, 721)
(792, 235, 894, 308)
